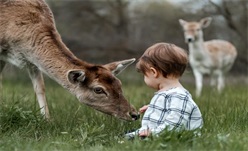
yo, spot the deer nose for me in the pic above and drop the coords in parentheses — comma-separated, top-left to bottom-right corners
(187, 38, 193, 43)
(130, 112, 140, 120)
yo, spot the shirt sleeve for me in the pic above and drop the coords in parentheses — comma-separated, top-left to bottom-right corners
(150, 93, 191, 135)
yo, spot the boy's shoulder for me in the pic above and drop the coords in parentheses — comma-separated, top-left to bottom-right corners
(156, 87, 195, 103)
(157, 87, 190, 96)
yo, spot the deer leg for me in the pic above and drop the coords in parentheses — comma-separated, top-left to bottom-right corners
(193, 70, 203, 97)
(217, 71, 225, 93)
(0, 61, 6, 91)
(27, 66, 50, 119)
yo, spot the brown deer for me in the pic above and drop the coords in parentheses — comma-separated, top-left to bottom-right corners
(0, 0, 139, 121)
(179, 17, 237, 97)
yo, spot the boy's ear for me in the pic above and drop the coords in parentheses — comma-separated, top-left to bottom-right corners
(150, 67, 159, 78)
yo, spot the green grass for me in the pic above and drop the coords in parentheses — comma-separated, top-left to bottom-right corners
(0, 70, 247, 151)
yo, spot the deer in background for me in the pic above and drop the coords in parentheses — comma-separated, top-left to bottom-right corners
(179, 17, 237, 97)
(0, 0, 139, 121)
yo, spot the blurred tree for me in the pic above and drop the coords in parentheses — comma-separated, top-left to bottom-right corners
(80, 0, 130, 49)
(47, 0, 132, 63)
(45, 0, 247, 74)
(128, 1, 187, 53)
(208, 0, 245, 37)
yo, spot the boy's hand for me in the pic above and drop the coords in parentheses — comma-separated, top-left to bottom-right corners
(139, 105, 149, 113)
(139, 129, 151, 137)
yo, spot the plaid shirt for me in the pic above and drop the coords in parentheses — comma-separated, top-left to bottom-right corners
(126, 87, 203, 137)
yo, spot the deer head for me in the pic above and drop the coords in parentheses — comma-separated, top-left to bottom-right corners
(179, 17, 212, 43)
(67, 58, 139, 121)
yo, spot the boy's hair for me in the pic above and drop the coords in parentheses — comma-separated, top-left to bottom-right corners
(136, 42, 188, 78)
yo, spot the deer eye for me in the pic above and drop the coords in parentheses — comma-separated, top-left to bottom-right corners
(93, 87, 104, 94)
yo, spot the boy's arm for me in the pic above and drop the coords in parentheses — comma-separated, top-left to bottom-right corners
(139, 105, 149, 113)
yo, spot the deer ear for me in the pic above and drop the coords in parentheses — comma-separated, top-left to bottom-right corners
(179, 19, 187, 26)
(67, 70, 86, 84)
(104, 58, 136, 75)
(200, 17, 212, 28)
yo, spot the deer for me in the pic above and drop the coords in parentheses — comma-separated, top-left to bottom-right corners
(0, 0, 140, 121)
(179, 17, 237, 97)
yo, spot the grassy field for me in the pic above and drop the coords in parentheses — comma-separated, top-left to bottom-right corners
(0, 69, 247, 151)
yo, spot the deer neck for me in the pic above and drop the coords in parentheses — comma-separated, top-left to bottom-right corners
(188, 38, 209, 61)
(29, 36, 89, 92)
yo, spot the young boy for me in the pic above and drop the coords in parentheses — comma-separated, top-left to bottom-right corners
(126, 42, 203, 138)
